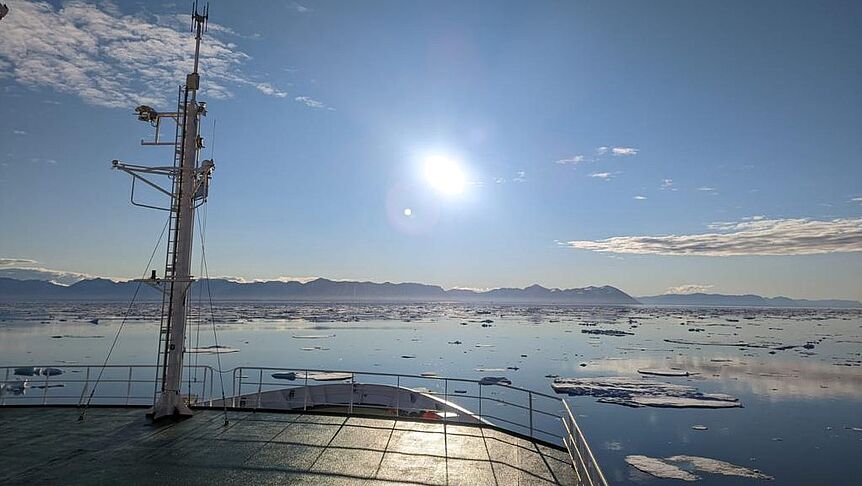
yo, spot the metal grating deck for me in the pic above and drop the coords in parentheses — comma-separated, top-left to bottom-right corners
(0, 407, 577, 485)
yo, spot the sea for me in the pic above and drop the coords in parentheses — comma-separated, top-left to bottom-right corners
(1, 302, 860, 485)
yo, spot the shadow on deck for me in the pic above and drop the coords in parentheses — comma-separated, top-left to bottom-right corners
(0, 407, 578, 485)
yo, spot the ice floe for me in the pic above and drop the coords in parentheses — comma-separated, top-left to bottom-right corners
(626, 454, 773, 481)
(551, 376, 741, 408)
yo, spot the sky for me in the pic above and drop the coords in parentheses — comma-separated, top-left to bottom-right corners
(0, 0, 861, 300)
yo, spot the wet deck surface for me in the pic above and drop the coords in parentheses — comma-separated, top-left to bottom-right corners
(0, 407, 577, 485)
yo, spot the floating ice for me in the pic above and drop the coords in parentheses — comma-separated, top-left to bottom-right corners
(625, 455, 698, 481)
(582, 329, 634, 337)
(292, 334, 335, 339)
(271, 371, 352, 381)
(626, 454, 773, 481)
(186, 345, 238, 354)
(479, 376, 512, 386)
(638, 368, 691, 377)
(551, 376, 741, 409)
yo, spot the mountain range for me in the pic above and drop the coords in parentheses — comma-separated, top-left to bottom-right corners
(0, 277, 859, 308)
(638, 292, 861, 308)
(0, 277, 638, 305)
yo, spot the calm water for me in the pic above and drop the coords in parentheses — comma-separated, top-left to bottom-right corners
(1, 302, 860, 485)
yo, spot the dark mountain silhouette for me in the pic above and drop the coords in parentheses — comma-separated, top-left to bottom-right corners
(638, 292, 861, 308)
(0, 277, 639, 304)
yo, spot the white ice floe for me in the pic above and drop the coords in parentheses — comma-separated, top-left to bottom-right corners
(625, 455, 699, 481)
(638, 368, 691, 377)
(186, 345, 238, 354)
(667, 455, 773, 480)
(626, 454, 773, 481)
(551, 376, 741, 409)
(271, 371, 352, 381)
(292, 334, 336, 339)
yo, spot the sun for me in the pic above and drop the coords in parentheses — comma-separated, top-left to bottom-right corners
(423, 155, 466, 196)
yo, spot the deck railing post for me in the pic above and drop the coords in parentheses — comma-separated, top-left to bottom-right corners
(395, 376, 400, 417)
(126, 366, 133, 405)
(256, 369, 263, 410)
(528, 391, 533, 437)
(303, 369, 309, 411)
(2, 368, 9, 406)
(42, 372, 49, 405)
(478, 383, 482, 419)
(349, 374, 354, 415)
(236, 368, 244, 408)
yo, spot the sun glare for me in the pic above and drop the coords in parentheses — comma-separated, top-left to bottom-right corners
(423, 155, 466, 196)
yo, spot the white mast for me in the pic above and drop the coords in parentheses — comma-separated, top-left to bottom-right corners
(113, 2, 214, 419)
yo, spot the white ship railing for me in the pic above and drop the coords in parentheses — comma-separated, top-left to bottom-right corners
(0, 364, 608, 486)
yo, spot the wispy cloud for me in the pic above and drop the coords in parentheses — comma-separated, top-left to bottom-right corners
(0, 257, 96, 285)
(697, 186, 718, 193)
(665, 284, 714, 295)
(660, 179, 675, 190)
(12, 130, 27, 135)
(0, 258, 38, 266)
(590, 171, 619, 180)
(555, 155, 586, 165)
(852, 196, 862, 203)
(555, 146, 638, 166)
(611, 147, 638, 156)
(294, 95, 333, 110)
(256, 83, 288, 98)
(561, 217, 862, 256)
(0, 1, 288, 108)
(513, 171, 527, 183)
(633, 195, 647, 200)
(290, 2, 312, 13)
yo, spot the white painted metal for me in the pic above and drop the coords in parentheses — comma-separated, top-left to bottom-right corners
(112, 3, 214, 420)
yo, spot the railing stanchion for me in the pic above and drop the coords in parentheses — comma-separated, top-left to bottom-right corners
(256, 369, 263, 410)
(126, 366, 133, 405)
(236, 368, 244, 408)
(528, 391, 533, 438)
(42, 372, 49, 405)
(303, 369, 309, 411)
(349, 373, 354, 415)
(1, 368, 8, 406)
(478, 383, 482, 419)
(395, 376, 400, 418)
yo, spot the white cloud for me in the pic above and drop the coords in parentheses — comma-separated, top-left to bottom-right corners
(290, 2, 312, 13)
(852, 197, 862, 203)
(611, 147, 638, 156)
(12, 130, 27, 135)
(660, 179, 675, 190)
(595, 146, 609, 156)
(256, 83, 288, 98)
(590, 172, 618, 180)
(555, 155, 585, 165)
(294, 95, 332, 110)
(513, 171, 527, 183)
(0, 1, 287, 108)
(0, 258, 38, 266)
(665, 284, 714, 295)
(0, 258, 96, 285)
(561, 217, 862, 256)
(697, 186, 717, 192)
(633, 195, 647, 200)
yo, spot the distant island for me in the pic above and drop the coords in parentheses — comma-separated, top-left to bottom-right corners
(0, 277, 638, 305)
(1, 277, 859, 308)
(638, 292, 861, 309)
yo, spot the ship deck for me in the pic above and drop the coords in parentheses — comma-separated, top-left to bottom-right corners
(0, 407, 578, 485)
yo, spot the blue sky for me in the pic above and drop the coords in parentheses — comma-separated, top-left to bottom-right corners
(1, 0, 861, 300)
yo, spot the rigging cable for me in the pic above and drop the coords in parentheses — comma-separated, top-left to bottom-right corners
(78, 215, 171, 421)
(197, 208, 230, 426)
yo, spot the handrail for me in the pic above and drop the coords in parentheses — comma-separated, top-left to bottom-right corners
(0, 363, 608, 485)
(562, 399, 610, 486)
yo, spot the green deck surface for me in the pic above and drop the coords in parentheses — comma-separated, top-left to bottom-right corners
(0, 407, 577, 485)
